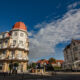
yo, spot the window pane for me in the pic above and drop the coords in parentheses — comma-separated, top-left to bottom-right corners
(14, 32, 17, 36)
(13, 40, 16, 45)
(20, 33, 24, 37)
(19, 41, 23, 46)
(3, 51, 5, 54)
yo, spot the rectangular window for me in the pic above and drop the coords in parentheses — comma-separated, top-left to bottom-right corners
(13, 40, 16, 46)
(5, 40, 8, 43)
(73, 42, 75, 46)
(66, 54, 68, 60)
(19, 41, 23, 46)
(14, 32, 17, 36)
(20, 33, 24, 37)
(3, 51, 5, 54)
(73, 47, 78, 51)
(0, 41, 1, 44)
(17, 51, 22, 59)
(0, 63, 3, 70)
(75, 57, 78, 60)
(10, 51, 15, 59)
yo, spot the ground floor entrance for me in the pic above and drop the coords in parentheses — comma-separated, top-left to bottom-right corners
(0, 60, 28, 73)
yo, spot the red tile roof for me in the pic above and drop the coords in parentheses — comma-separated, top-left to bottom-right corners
(37, 60, 49, 64)
(56, 60, 64, 64)
(13, 22, 27, 31)
(51, 62, 56, 64)
(36, 59, 64, 65)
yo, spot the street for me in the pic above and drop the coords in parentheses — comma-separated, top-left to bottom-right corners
(0, 72, 80, 80)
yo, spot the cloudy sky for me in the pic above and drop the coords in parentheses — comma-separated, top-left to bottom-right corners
(0, 0, 80, 61)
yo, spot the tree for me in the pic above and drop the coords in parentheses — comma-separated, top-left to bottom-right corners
(14, 63, 19, 67)
(48, 57, 56, 64)
(31, 63, 36, 68)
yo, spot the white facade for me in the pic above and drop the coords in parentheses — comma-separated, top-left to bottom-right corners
(0, 22, 29, 72)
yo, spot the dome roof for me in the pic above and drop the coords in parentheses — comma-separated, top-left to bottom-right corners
(13, 22, 27, 31)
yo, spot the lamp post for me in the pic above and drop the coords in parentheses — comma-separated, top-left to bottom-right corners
(43, 63, 46, 73)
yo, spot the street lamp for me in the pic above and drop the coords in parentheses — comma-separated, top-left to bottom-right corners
(43, 62, 46, 73)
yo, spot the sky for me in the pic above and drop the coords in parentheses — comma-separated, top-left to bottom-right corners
(0, 0, 80, 62)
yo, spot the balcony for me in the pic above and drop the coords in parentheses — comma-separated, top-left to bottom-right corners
(23, 56, 29, 60)
(9, 55, 15, 59)
(0, 54, 6, 59)
(18, 45, 25, 49)
(2, 45, 8, 48)
(0, 44, 29, 51)
(0, 45, 8, 49)
(25, 48, 29, 51)
(16, 57, 23, 60)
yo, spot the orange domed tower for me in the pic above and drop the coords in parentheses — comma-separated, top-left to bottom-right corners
(0, 22, 29, 73)
(13, 22, 27, 31)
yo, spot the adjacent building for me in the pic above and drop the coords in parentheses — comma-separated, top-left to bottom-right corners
(0, 22, 29, 73)
(37, 59, 64, 68)
(63, 39, 80, 70)
(51, 60, 64, 68)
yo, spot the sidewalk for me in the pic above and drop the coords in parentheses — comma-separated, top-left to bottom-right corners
(56, 72, 80, 74)
(28, 71, 80, 76)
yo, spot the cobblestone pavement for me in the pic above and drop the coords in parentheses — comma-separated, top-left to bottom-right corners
(0, 72, 80, 80)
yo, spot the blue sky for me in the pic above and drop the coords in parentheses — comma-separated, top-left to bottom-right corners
(0, 0, 79, 31)
(0, 0, 80, 61)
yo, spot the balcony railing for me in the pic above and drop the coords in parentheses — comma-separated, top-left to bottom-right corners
(0, 44, 29, 51)
(0, 45, 8, 49)
(2, 45, 8, 48)
(25, 47, 29, 51)
(0, 54, 6, 59)
(23, 56, 29, 60)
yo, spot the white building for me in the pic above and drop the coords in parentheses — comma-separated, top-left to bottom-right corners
(0, 22, 29, 73)
(63, 39, 80, 70)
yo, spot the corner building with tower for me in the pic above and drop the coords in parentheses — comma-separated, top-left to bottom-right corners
(0, 22, 29, 73)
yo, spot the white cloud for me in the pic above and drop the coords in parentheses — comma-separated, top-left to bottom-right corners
(29, 9, 80, 60)
(68, 1, 80, 9)
(28, 32, 32, 36)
